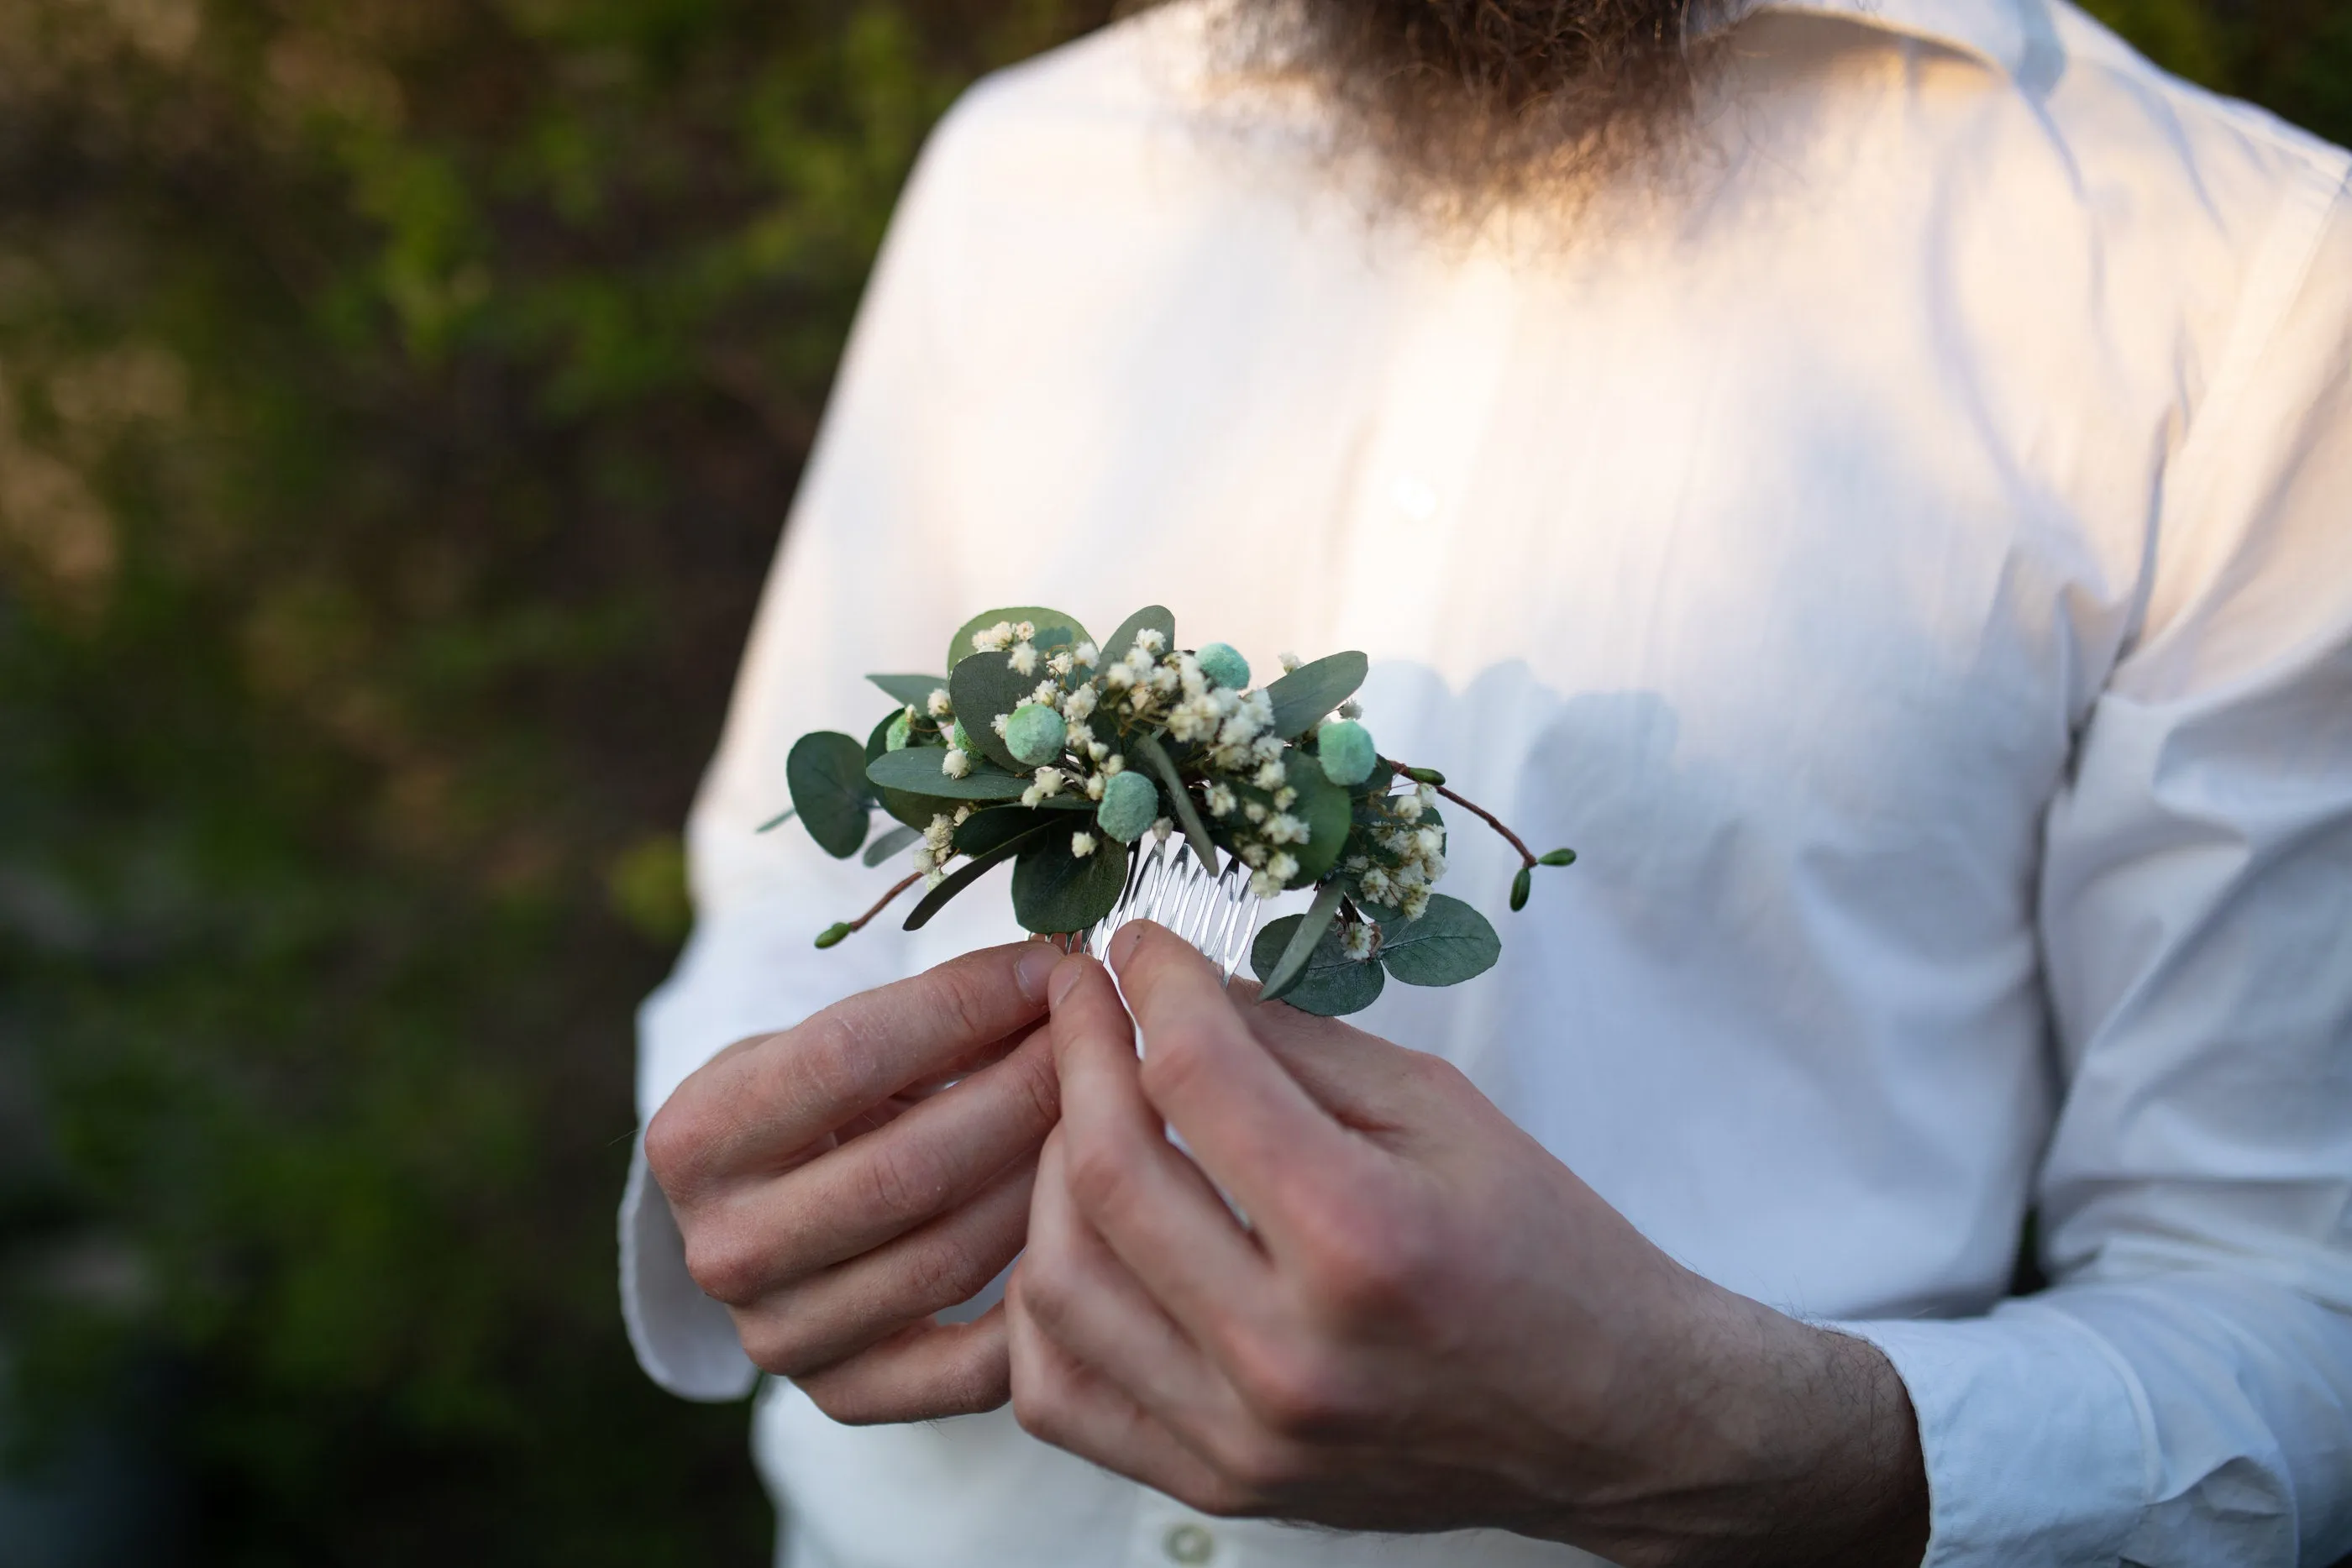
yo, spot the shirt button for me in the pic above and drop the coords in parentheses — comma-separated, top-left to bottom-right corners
(1161, 1521, 1217, 1564)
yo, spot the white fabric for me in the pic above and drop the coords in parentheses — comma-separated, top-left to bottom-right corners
(622, 1, 2352, 1562)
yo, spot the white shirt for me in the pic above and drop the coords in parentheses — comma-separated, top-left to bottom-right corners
(619, 3, 2352, 1564)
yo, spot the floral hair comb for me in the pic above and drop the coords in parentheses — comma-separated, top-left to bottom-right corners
(764, 606, 1573, 1015)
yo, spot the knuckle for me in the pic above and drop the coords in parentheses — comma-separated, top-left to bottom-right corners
(905, 1228, 997, 1312)
(1205, 1420, 1310, 1497)
(927, 957, 1011, 1046)
(642, 1095, 715, 1195)
(680, 1224, 764, 1308)
(1297, 1193, 1440, 1321)
(1134, 1021, 1218, 1107)
(737, 1316, 823, 1379)
(795, 1011, 879, 1114)
(856, 1136, 948, 1229)
(1226, 1335, 1362, 1440)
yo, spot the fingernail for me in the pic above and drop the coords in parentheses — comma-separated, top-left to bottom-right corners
(1047, 957, 1086, 1009)
(1014, 942, 1062, 1004)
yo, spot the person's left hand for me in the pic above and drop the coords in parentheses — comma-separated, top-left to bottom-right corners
(1007, 921, 1928, 1568)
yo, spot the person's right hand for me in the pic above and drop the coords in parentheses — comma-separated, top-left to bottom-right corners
(644, 941, 1063, 1423)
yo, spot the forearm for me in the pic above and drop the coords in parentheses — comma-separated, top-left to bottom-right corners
(1554, 1286, 1927, 1568)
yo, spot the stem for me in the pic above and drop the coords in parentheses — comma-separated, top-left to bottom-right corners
(846, 871, 924, 933)
(1383, 757, 1536, 868)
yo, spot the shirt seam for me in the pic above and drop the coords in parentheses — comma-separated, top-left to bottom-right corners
(2118, 157, 2352, 662)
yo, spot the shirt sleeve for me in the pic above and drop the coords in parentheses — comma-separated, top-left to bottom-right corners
(1835, 171, 2352, 1565)
(617, 97, 1016, 1401)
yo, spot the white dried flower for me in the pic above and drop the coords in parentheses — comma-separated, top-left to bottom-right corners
(922, 813, 955, 851)
(1278, 651, 1302, 673)
(1204, 783, 1236, 817)
(1273, 786, 1298, 810)
(1048, 650, 1074, 677)
(991, 712, 1011, 738)
(1416, 826, 1445, 857)
(1338, 700, 1363, 721)
(1249, 868, 1285, 900)
(953, 804, 974, 825)
(974, 621, 1014, 653)
(1147, 663, 1180, 696)
(1101, 753, 1124, 775)
(1070, 831, 1097, 858)
(926, 687, 952, 719)
(1085, 773, 1105, 800)
(911, 845, 937, 873)
(1239, 841, 1269, 868)
(1396, 795, 1425, 821)
(1263, 812, 1309, 845)
(1177, 653, 1206, 698)
(941, 747, 972, 779)
(1073, 641, 1098, 666)
(1359, 865, 1395, 902)
(1008, 641, 1038, 677)
(1243, 801, 1268, 824)
(1134, 627, 1166, 654)
(1104, 663, 1136, 691)
(1063, 685, 1098, 723)
(1417, 783, 1438, 809)
(1250, 734, 1285, 764)
(1252, 760, 1286, 791)
(1012, 620, 1036, 641)
(1124, 643, 1156, 674)
(925, 868, 946, 889)
(1400, 886, 1431, 920)
(1166, 693, 1221, 742)
(1340, 922, 1376, 961)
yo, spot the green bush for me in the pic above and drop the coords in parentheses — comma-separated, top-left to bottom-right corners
(0, 2, 2338, 1562)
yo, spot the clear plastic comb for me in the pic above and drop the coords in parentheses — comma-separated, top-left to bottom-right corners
(1055, 836, 1261, 983)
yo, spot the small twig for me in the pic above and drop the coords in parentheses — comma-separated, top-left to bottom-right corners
(847, 869, 917, 931)
(1383, 757, 1536, 868)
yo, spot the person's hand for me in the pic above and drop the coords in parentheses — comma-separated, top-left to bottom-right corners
(1008, 923, 1928, 1568)
(645, 941, 1064, 1424)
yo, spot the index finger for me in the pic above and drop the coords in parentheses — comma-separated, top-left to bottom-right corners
(666, 940, 1064, 1184)
(1105, 922, 1371, 1256)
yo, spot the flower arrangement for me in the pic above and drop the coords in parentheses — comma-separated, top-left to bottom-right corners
(764, 606, 1574, 1015)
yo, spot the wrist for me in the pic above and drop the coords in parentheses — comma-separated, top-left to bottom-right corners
(1575, 1283, 1929, 1568)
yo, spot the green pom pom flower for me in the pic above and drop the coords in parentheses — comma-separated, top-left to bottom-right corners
(1317, 719, 1376, 786)
(1097, 769, 1159, 842)
(885, 710, 913, 751)
(1005, 702, 1068, 767)
(951, 719, 975, 754)
(1195, 642, 1250, 690)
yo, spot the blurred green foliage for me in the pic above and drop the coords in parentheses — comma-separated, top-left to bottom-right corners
(0, 0, 2339, 1563)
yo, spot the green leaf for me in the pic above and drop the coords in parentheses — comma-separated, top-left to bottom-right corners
(815, 921, 853, 949)
(1378, 894, 1501, 987)
(948, 650, 1045, 772)
(1539, 847, 1578, 867)
(1281, 751, 1356, 888)
(1263, 652, 1368, 738)
(1011, 830, 1129, 935)
(943, 606, 1091, 676)
(867, 673, 948, 709)
(786, 732, 873, 858)
(1400, 765, 1446, 786)
(902, 823, 1049, 931)
(1258, 882, 1346, 1004)
(953, 805, 1054, 857)
(1131, 732, 1217, 876)
(863, 823, 920, 867)
(1510, 865, 1533, 911)
(1101, 605, 1174, 664)
(1249, 914, 1385, 1016)
(866, 714, 960, 830)
(865, 747, 1028, 800)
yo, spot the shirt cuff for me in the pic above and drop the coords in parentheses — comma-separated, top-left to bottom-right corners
(1829, 1303, 2150, 1566)
(619, 1134, 760, 1402)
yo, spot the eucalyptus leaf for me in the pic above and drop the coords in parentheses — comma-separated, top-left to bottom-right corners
(1378, 894, 1501, 986)
(866, 747, 1027, 800)
(1011, 831, 1129, 935)
(863, 823, 920, 867)
(1249, 915, 1385, 1017)
(954, 806, 1054, 857)
(1101, 604, 1174, 665)
(1263, 651, 1368, 739)
(867, 673, 948, 709)
(948, 651, 1046, 773)
(943, 606, 1090, 676)
(1131, 732, 1217, 876)
(902, 823, 1049, 931)
(1259, 882, 1346, 1004)
(1281, 753, 1356, 888)
(786, 732, 872, 859)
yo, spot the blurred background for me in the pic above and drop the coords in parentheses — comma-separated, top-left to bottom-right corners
(0, 2, 2342, 1563)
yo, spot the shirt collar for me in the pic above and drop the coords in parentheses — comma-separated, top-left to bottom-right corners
(1746, 0, 2034, 77)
